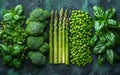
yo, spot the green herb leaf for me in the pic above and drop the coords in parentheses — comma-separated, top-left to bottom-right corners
(106, 49, 114, 65)
(93, 43, 106, 54)
(98, 54, 106, 66)
(105, 31, 116, 47)
(114, 51, 120, 60)
(105, 8, 115, 19)
(93, 5, 104, 19)
(107, 19, 117, 25)
(107, 19, 120, 29)
(90, 35, 97, 47)
(94, 20, 105, 32)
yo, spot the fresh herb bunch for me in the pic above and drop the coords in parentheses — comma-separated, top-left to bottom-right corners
(0, 5, 27, 68)
(69, 10, 93, 66)
(90, 5, 120, 65)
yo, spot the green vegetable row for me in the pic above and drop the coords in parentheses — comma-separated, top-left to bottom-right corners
(69, 10, 93, 66)
(1, 4, 120, 68)
(26, 8, 50, 66)
(0, 5, 27, 68)
(90, 5, 120, 65)
(49, 8, 69, 64)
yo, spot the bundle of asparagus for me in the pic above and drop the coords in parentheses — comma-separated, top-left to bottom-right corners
(49, 8, 69, 65)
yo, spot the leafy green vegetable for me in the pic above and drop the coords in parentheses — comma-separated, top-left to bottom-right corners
(26, 22, 44, 36)
(90, 35, 98, 47)
(39, 42, 49, 54)
(93, 5, 104, 19)
(10, 58, 23, 68)
(0, 44, 11, 54)
(3, 55, 12, 64)
(29, 8, 50, 22)
(28, 51, 47, 66)
(91, 5, 120, 65)
(106, 49, 114, 65)
(25, 8, 50, 67)
(93, 43, 105, 54)
(14, 5, 23, 15)
(98, 54, 106, 66)
(94, 20, 106, 32)
(0, 5, 27, 68)
(27, 36, 44, 50)
(105, 8, 115, 19)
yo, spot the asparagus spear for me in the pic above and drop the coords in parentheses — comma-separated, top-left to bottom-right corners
(49, 11, 54, 64)
(62, 9, 68, 64)
(54, 10, 58, 64)
(65, 17, 69, 65)
(58, 8, 64, 63)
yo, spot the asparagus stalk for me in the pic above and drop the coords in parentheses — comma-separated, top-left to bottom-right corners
(62, 9, 68, 64)
(58, 8, 64, 63)
(49, 11, 54, 64)
(65, 17, 69, 65)
(54, 10, 58, 64)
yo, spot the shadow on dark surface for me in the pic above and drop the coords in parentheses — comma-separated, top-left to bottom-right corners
(0, 0, 120, 75)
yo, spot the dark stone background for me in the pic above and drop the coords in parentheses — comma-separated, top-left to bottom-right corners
(0, 0, 120, 75)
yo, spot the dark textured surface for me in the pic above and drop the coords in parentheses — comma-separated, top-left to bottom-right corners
(0, 0, 120, 75)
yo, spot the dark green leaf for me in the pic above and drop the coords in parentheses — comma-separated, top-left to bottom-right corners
(105, 31, 116, 47)
(3, 55, 12, 64)
(94, 20, 106, 31)
(0, 44, 11, 54)
(114, 51, 120, 60)
(99, 35, 106, 44)
(106, 49, 114, 65)
(93, 5, 104, 19)
(98, 54, 106, 66)
(105, 8, 115, 19)
(90, 35, 98, 47)
(93, 43, 106, 54)
(11, 58, 22, 68)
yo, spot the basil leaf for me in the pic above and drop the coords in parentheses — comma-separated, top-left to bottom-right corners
(114, 51, 120, 60)
(106, 49, 114, 65)
(107, 19, 117, 25)
(107, 19, 120, 29)
(98, 54, 106, 66)
(105, 31, 116, 47)
(99, 35, 106, 44)
(105, 8, 115, 19)
(94, 20, 105, 31)
(93, 43, 106, 54)
(90, 35, 98, 47)
(93, 5, 104, 19)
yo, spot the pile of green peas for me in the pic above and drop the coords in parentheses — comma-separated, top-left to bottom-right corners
(69, 10, 92, 66)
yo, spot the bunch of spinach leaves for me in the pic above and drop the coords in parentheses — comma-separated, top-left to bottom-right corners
(0, 5, 27, 68)
(90, 5, 120, 65)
